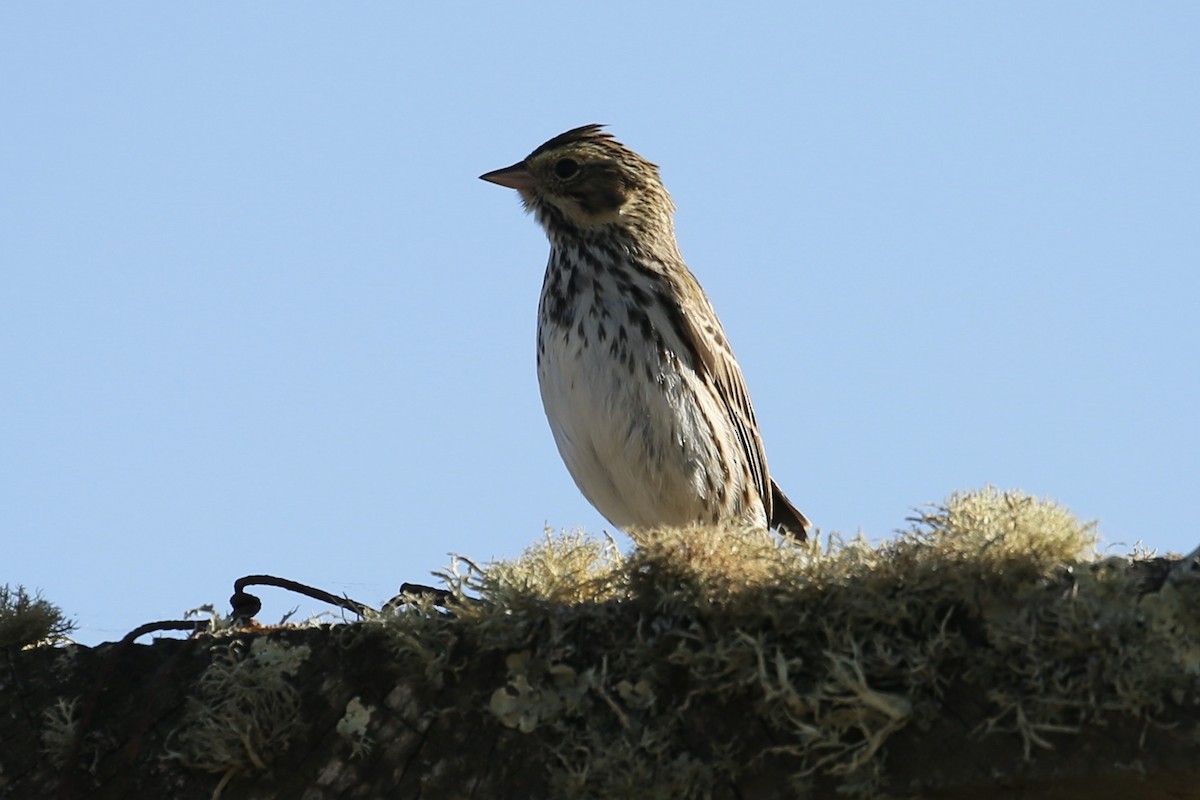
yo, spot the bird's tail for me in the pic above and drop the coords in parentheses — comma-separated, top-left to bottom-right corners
(769, 480, 811, 541)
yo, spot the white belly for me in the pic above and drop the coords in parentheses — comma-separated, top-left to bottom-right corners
(537, 311, 764, 531)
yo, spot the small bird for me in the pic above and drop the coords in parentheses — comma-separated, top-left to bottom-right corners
(481, 125, 810, 540)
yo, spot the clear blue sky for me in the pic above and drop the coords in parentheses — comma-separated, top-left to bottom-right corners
(3, 4, 1197, 645)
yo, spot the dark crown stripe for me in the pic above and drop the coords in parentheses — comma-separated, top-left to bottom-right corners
(527, 124, 610, 159)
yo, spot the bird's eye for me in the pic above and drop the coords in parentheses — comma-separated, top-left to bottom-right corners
(554, 158, 580, 179)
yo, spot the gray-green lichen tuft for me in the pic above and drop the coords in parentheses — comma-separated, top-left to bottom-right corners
(0, 585, 75, 649)
(165, 638, 309, 795)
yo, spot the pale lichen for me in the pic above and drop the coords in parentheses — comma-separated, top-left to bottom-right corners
(335, 696, 375, 758)
(164, 638, 309, 799)
(39, 697, 81, 769)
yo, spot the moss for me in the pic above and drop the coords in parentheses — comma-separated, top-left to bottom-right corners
(376, 488, 1197, 798)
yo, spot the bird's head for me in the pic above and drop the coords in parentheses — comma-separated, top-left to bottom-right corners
(480, 124, 675, 241)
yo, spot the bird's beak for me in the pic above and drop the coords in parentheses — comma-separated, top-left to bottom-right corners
(480, 161, 537, 190)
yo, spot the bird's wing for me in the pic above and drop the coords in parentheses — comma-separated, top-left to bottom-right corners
(770, 479, 811, 540)
(659, 269, 773, 524)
